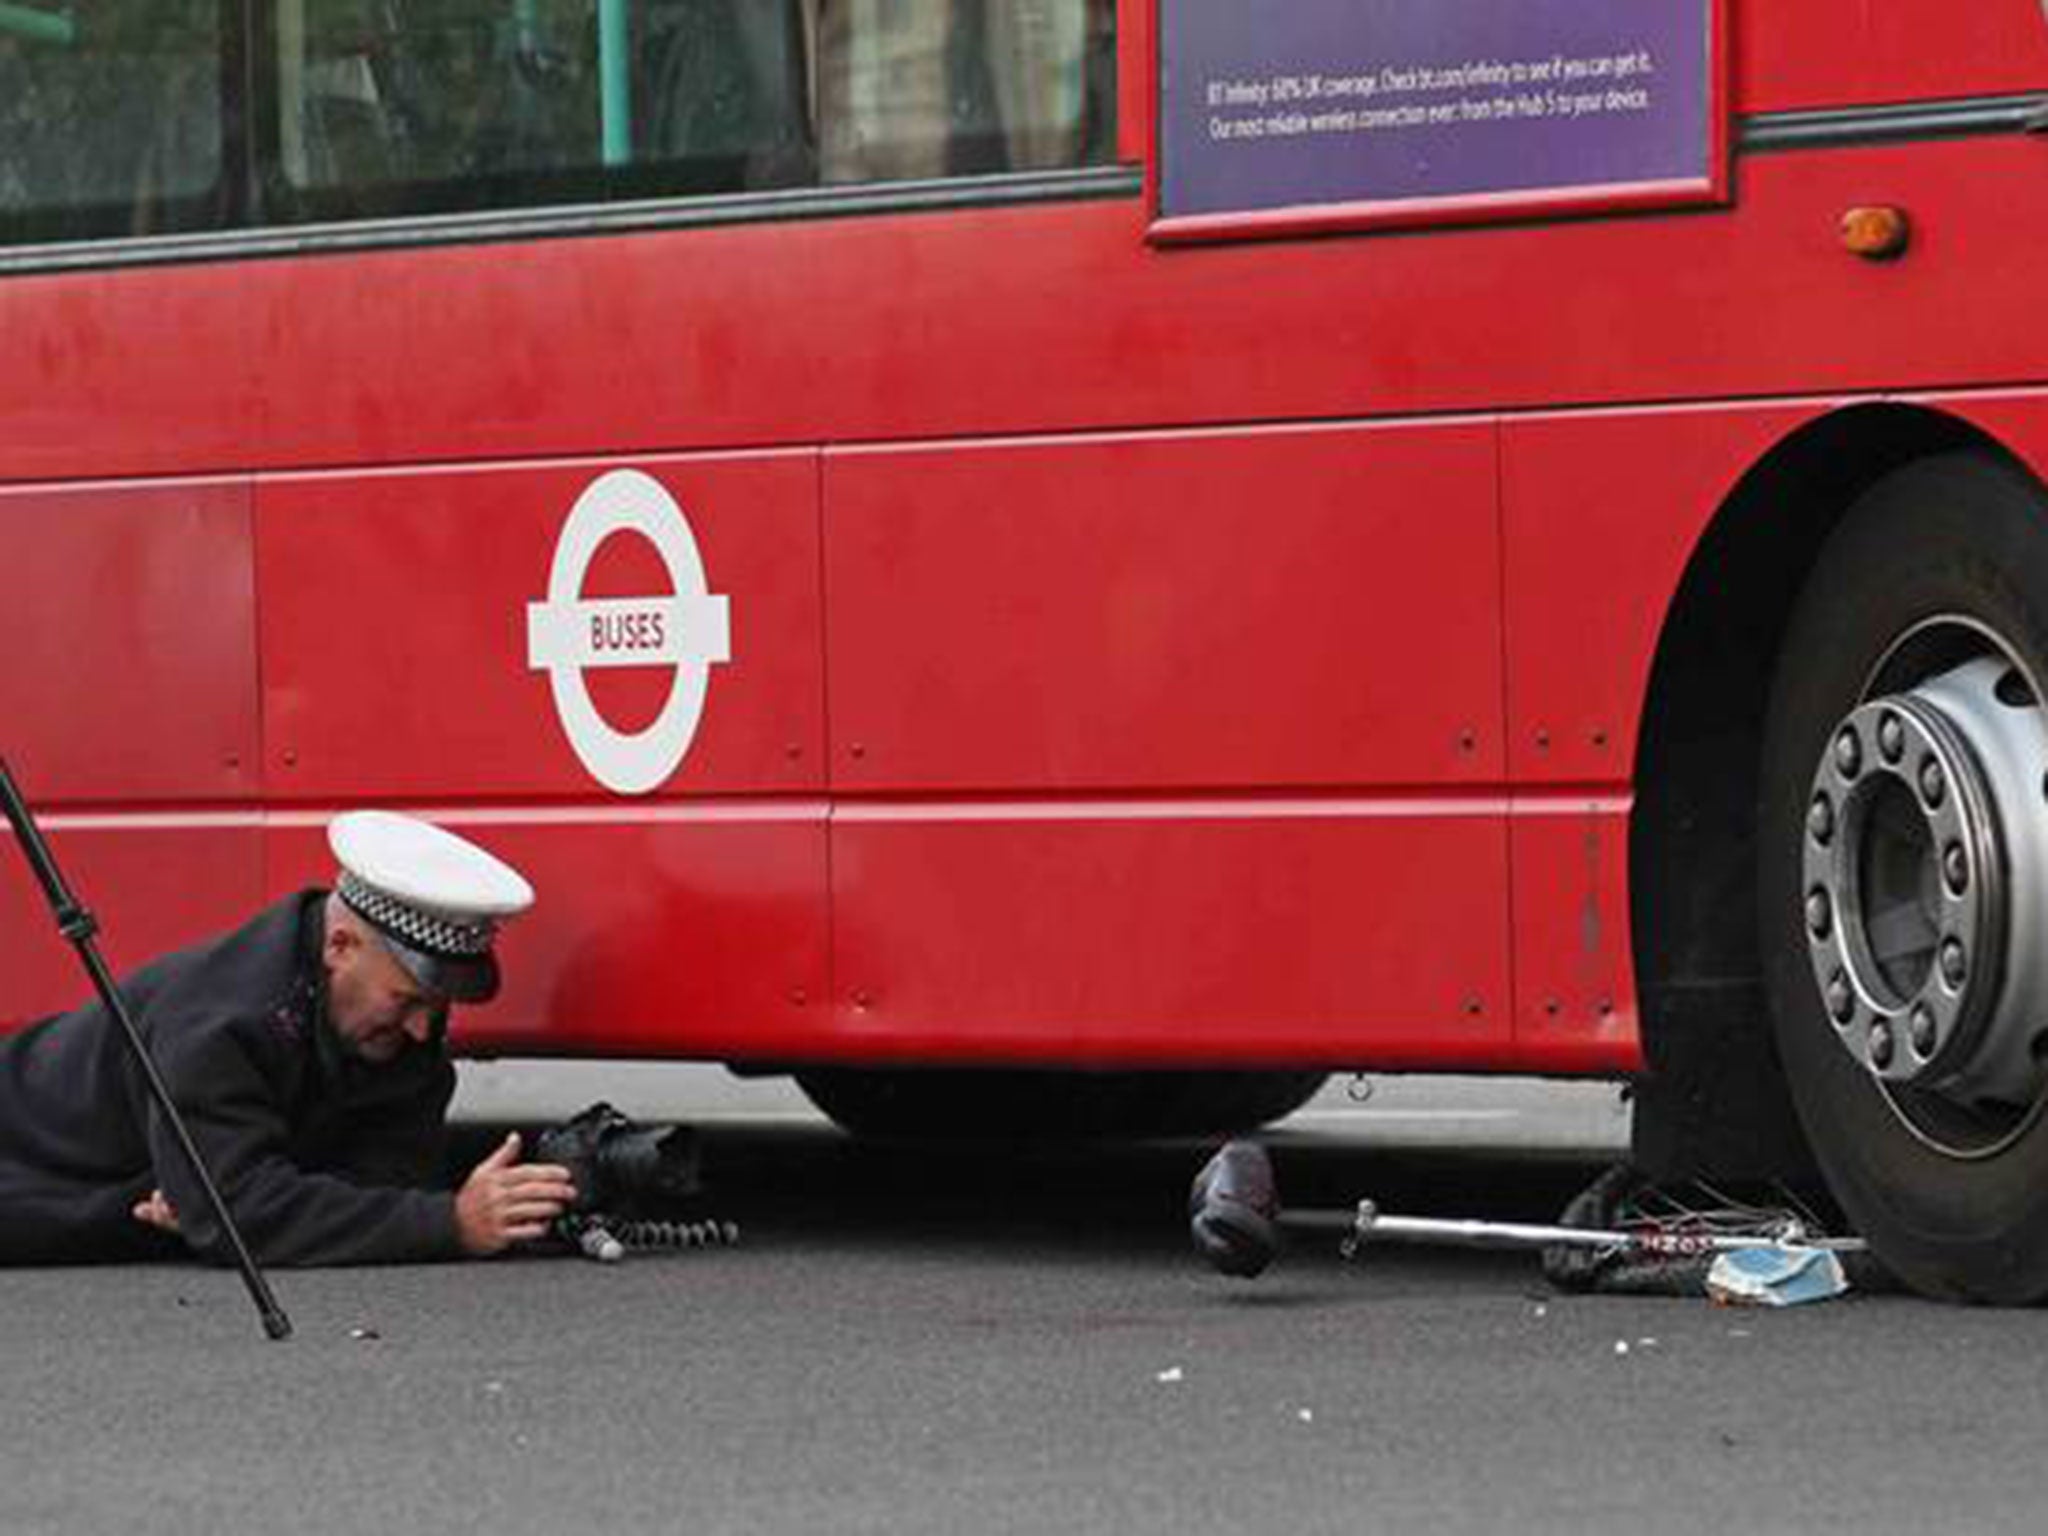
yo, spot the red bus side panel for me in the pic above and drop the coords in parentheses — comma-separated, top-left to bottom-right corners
(0, 481, 263, 1019)
(829, 804, 1511, 1066)
(254, 454, 823, 800)
(1743, 2, 2048, 112)
(0, 267, 260, 484)
(823, 422, 1503, 791)
(252, 453, 832, 1055)
(0, 481, 259, 804)
(820, 421, 1508, 1063)
(1511, 801, 1639, 1074)
(9, 135, 2048, 487)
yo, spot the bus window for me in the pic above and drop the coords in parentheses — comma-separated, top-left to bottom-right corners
(985, 0, 1117, 173)
(267, 0, 1116, 223)
(276, 0, 612, 210)
(813, 0, 1114, 182)
(0, 3, 226, 245)
(639, 2, 815, 188)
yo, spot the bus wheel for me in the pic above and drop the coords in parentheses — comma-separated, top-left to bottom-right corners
(1760, 450, 2048, 1300)
(793, 1069, 1327, 1139)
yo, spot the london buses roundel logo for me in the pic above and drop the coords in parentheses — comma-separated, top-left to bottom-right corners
(526, 469, 732, 795)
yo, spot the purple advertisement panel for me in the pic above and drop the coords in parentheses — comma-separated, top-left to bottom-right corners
(1159, 0, 1718, 224)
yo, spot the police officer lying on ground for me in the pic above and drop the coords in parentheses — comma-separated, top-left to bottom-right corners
(0, 812, 576, 1265)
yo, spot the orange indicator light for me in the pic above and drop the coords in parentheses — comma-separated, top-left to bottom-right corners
(1841, 205, 1911, 260)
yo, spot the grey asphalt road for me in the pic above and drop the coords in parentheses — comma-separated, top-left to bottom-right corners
(0, 1070, 2038, 1536)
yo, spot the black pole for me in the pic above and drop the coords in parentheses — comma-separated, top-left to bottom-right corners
(0, 757, 291, 1341)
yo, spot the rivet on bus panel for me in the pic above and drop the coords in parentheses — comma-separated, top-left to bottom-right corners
(1841, 205, 1911, 260)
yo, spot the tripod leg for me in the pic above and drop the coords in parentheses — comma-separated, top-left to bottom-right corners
(0, 756, 292, 1340)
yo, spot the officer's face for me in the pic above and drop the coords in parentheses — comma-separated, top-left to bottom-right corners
(325, 926, 445, 1063)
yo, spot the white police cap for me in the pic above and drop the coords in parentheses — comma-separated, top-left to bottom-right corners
(327, 811, 534, 1003)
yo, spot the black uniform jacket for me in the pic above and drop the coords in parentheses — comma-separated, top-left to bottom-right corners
(0, 890, 463, 1266)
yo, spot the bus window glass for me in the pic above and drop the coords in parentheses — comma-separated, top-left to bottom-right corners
(0, 3, 225, 245)
(814, 1, 1112, 182)
(271, 0, 1116, 222)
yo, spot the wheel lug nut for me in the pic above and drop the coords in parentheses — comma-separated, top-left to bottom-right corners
(1941, 938, 1968, 988)
(1944, 841, 1969, 895)
(1834, 728, 1862, 779)
(1809, 794, 1835, 846)
(1910, 1004, 1938, 1057)
(1827, 971, 1855, 1025)
(1878, 712, 1905, 762)
(1806, 889, 1833, 939)
(1919, 757, 1946, 808)
(1869, 1020, 1896, 1071)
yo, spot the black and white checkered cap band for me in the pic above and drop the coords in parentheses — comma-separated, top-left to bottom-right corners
(339, 871, 497, 957)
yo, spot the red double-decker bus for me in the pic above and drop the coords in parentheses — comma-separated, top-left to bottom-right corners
(8, 1, 2048, 1297)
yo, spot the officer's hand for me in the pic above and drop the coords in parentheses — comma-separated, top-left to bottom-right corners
(131, 1188, 180, 1234)
(454, 1132, 577, 1256)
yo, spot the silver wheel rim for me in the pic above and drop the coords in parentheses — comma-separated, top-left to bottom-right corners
(1802, 618, 2048, 1158)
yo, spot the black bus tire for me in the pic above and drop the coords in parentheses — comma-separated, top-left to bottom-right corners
(1759, 450, 2048, 1301)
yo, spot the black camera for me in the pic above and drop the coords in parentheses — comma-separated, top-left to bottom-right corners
(532, 1101, 703, 1218)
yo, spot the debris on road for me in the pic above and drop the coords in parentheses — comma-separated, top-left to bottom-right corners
(1189, 1141, 1868, 1305)
(1705, 1246, 1850, 1307)
(1541, 1163, 1862, 1304)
